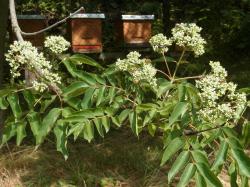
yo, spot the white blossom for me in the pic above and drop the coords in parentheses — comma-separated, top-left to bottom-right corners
(196, 61, 247, 123)
(5, 41, 61, 92)
(171, 23, 206, 56)
(44, 35, 70, 54)
(116, 51, 157, 87)
(149, 34, 172, 53)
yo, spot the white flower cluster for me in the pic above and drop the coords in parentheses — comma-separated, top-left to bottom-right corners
(44, 35, 70, 54)
(149, 34, 172, 53)
(196, 61, 247, 123)
(5, 41, 61, 92)
(171, 23, 206, 56)
(116, 51, 157, 87)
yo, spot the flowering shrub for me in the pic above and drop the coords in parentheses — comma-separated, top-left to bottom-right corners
(171, 23, 206, 56)
(116, 51, 157, 87)
(0, 24, 250, 186)
(44, 35, 70, 54)
(5, 40, 62, 92)
(196, 61, 247, 123)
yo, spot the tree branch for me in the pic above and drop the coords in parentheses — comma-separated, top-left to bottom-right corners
(9, 0, 62, 94)
(183, 124, 225, 136)
(21, 7, 85, 36)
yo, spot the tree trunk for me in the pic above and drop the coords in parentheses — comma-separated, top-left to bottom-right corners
(0, 0, 9, 127)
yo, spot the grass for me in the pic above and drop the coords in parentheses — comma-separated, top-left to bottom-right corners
(0, 128, 169, 187)
(0, 127, 244, 187)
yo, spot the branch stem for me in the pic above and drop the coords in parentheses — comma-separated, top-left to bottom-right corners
(171, 49, 185, 83)
(162, 52, 172, 77)
(21, 7, 84, 36)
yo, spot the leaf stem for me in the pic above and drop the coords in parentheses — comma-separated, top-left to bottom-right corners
(173, 75, 204, 82)
(171, 49, 186, 83)
(162, 52, 172, 77)
(157, 69, 171, 80)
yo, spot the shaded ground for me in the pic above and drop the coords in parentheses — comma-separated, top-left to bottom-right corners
(0, 129, 168, 187)
(0, 128, 246, 187)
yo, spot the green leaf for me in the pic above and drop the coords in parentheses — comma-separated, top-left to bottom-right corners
(0, 96, 9, 109)
(129, 111, 139, 136)
(62, 81, 89, 98)
(163, 130, 182, 148)
(191, 150, 210, 167)
(96, 86, 105, 106)
(157, 79, 174, 98)
(68, 123, 85, 141)
(169, 102, 188, 125)
(241, 122, 250, 147)
(186, 83, 200, 106)
(27, 112, 41, 137)
(196, 163, 223, 187)
(211, 141, 228, 172)
(136, 103, 158, 113)
(143, 109, 157, 126)
(64, 108, 104, 122)
(161, 137, 185, 166)
(1, 122, 17, 146)
(168, 151, 190, 183)
(40, 95, 57, 112)
(93, 118, 104, 137)
(83, 120, 94, 143)
(229, 145, 250, 177)
(28, 108, 61, 145)
(177, 83, 186, 102)
(118, 109, 131, 123)
(63, 60, 97, 85)
(177, 163, 196, 187)
(16, 121, 27, 146)
(101, 116, 110, 133)
(228, 162, 238, 187)
(54, 121, 69, 160)
(22, 90, 35, 109)
(148, 124, 157, 136)
(69, 54, 104, 69)
(42, 108, 61, 135)
(63, 97, 81, 110)
(7, 93, 22, 119)
(81, 88, 95, 109)
(195, 172, 207, 187)
(240, 176, 248, 187)
(111, 116, 121, 127)
(108, 87, 116, 104)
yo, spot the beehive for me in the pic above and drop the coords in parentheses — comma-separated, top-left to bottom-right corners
(17, 15, 47, 47)
(116, 15, 154, 47)
(69, 13, 105, 53)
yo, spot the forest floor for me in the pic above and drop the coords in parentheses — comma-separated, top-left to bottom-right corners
(0, 128, 245, 187)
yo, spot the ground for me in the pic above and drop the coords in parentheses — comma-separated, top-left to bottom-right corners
(0, 128, 246, 187)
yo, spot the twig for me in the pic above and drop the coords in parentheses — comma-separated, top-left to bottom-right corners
(20, 7, 85, 36)
(183, 124, 225, 136)
(173, 75, 204, 82)
(171, 49, 186, 83)
(162, 52, 172, 77)
(157, 69, 171, 80)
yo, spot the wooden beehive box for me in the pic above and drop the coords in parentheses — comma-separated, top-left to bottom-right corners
(69, 13, 105, 53)
(116, 15, 154, 47)
(17, 15, 47, 47)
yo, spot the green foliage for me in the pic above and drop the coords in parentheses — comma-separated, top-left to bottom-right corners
(0, 49, 249, 187)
